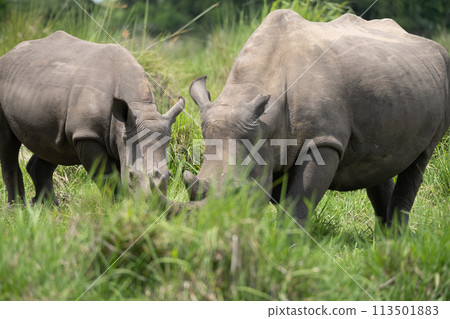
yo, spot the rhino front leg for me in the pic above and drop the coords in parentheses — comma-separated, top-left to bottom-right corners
(0, 111, 25, 204)
(75, 140, 121, 196)
(366, 179, 395, 224)
(386, 148, 433, 227)
(286, 147, 340, 224)
(26, 155, 58, 205)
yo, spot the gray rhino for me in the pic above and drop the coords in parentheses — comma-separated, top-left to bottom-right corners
(0, 31, 184, 205)
(183, 10, 450, 226)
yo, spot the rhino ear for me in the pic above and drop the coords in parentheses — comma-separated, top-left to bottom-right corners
(163, 97, 185, 126)
(189, 76, 211, 112)
(247, 94, 270, 121)
(112, 96, 133, 123)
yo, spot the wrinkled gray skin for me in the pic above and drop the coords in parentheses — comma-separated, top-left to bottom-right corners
(185, 10, 450, 227)
(0, 31, 184, 205)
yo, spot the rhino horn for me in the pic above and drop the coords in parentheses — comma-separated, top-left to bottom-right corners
(149, 176, 205, 217)
(189, 76, 212, 112)
(163, 97, 185, 125)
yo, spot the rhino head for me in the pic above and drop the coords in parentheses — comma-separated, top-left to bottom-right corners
(112, 96, 185, 195)
(184, 76, 273, 200)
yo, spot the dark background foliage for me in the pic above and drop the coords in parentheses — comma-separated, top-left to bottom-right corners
(1, 0, 448, 36)
(348, 0, 449, 36)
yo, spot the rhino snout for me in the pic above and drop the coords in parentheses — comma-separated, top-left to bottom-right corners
(152, 170, 169, 195)
(183, 171, 209, 201)
(128, 168, 169, 194)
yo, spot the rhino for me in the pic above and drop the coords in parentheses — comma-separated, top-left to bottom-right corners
(0, 31, 184, 205)
(182, 10, 450, 227)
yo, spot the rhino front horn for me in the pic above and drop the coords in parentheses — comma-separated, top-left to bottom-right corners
(149, 177, 205, 217)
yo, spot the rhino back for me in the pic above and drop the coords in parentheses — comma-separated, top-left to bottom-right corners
(0, 31, 153, 164)
(315, 14, 449, 188)
(218, 10, 449, 188)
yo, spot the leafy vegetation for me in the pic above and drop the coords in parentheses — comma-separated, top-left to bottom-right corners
(0, 1, 449, 300)
(346, 0, 450, 35)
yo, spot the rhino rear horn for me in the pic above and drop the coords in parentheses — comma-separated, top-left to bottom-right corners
(163, 97, 185, 125)
(189, 76, 211, 112)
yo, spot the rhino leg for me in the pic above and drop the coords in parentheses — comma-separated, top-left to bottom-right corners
(386, 148, 433, 227)
(26, 155, 58, 205)
(366, 179, 395, 224)
(75, 140, 120, 196)
(0, 110, 25, 204)
(286, 147, 340, 224)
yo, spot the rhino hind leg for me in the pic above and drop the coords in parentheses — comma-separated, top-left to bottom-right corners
(366, 179, 395, 224)
(385, 148, 433, 227)
(0, 110, 25, 204)
(26, 155, 58, 205)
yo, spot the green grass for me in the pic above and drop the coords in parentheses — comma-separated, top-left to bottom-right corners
(0, 1, 449, 300)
